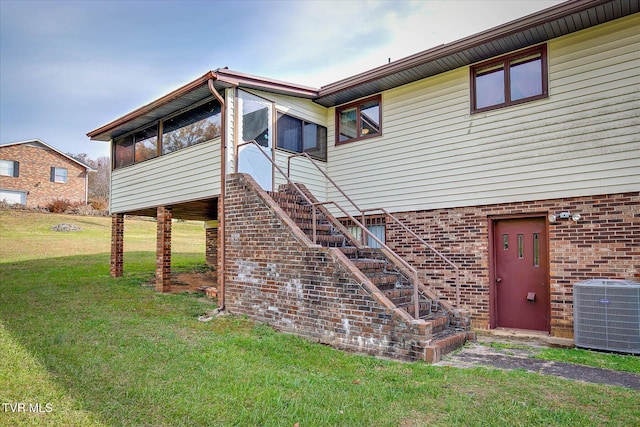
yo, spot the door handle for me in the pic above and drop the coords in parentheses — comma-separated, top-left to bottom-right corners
(496, 277, 502, 283)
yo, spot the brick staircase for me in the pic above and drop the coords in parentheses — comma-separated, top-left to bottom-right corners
(269, 184, 472, 362)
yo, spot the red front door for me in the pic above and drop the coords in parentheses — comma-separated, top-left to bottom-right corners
(494, 218, 549, 331)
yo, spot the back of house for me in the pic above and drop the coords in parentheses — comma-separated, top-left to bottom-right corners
(88, 0, 639, 361)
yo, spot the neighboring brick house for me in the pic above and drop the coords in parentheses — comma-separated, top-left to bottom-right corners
(0, 139, 94, 208)
(88, 1, 639, 362)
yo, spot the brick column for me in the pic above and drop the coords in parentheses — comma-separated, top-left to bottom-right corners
(205, 221, 218, 266)
(156, 206, 172, 292)
(110, 213, 124, 277)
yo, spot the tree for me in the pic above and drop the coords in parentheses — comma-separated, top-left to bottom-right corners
(68, 153, 110, 202)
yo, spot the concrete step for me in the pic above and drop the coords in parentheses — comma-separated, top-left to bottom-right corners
(425, 330, 471, 363)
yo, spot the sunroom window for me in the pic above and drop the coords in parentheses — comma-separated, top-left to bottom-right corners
(113, 97, 222, 169)
(276, 113, 327, 161)
(162, 100, 221, 155)
(336, 95, 381, 144)
(471, 45, 547, 113)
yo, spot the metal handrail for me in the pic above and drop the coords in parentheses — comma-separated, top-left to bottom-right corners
(237, 141, 321, 245)
(287, 151, 461, 306)
(362, 207, 461, 306)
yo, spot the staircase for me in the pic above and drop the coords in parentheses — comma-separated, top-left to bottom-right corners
(269, 183, 471, 362)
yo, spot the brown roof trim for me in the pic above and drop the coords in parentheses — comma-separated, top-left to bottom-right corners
(317, 0, 610, 98)
(87, 71, 217, 139)
(87, 69, 319, 140)
(215, 68, 318, 98)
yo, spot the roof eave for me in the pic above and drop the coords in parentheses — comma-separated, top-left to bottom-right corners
(315, 0, 617, 104)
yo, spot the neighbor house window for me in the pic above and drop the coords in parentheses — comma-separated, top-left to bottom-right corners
(471, 44, 547, 113)
(276, 113, 327, 161)
(51, 167, 67, 183)
(336, 95, 381, 144)
(0, 160, 19, 177)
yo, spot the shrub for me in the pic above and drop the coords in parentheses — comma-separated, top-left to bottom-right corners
(46, 198, 74, 213)
(89, 198, 109, 211)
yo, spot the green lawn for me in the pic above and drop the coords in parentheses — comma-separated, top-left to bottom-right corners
(1, 210, 638, 426)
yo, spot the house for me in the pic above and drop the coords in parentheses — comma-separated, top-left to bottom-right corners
(0, 139, 94, 208)
(87, 0, 639, 362)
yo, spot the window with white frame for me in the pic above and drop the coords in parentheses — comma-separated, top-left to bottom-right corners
(51, 167, 68, 183)
(0, 160, 19, 177)
(347, 224, 385, 248)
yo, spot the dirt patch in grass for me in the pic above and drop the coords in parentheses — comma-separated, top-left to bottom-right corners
(147, 270, 219, 298)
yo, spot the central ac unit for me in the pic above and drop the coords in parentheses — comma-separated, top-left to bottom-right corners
(573, 279, 640, 354)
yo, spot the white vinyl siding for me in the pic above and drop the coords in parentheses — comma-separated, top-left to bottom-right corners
(327, 15, 640, 214)
(110, 139, 220, 214)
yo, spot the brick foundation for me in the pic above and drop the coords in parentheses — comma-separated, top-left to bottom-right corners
(110, 213, 124, 277)
(156, 206, 172, 292)
(386, 192, 639, 338)
(224, 173, 433, 361)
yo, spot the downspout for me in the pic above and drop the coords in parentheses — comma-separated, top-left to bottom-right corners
(208, 78, 226, 310)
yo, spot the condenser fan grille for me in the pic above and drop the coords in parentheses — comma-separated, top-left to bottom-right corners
(574, 279, 640, 354)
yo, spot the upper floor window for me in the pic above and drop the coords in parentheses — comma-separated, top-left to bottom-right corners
(471, 45, 547, 113)
(163, 100, 221, 155)
(276, 113, 327, 161)
(0, 160, 19, 177)
(113, 125, 158, 168)
(113, 98, 222, 169)
(51, 167, 67, 183)
(336, 95, 381, 144)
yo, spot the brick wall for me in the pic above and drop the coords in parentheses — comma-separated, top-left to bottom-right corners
(0, 143, 88, 207)
(205, 226, 218, 266)
(111, 213, 124, 277)
(223, 173, 432, 361)
(386, 192, 639, 338)
(156, 206, 172, 292)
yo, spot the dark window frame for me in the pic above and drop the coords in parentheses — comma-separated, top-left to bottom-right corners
(335, 95, 382, 145)
(470, 44, 548, 114)
(276, 112, 327, 162)
(0, 160, 19, 177)
(112, 97, 222, 170)
(50, 166, 68, 184)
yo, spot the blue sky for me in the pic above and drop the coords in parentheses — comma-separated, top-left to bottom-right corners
(0, 0, 562, 159)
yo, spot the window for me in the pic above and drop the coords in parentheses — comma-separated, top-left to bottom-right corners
(113, 97, 222, 169)
(50, 167, 67, 183)
(336, 95, 381, 144)
(240, 91, 270, 147)
(0, 160, 19, 177)
(162, 99, 221, 155)
(471, 45, 547, 113)
(276, 113, 327, 161)
(134, 126, 158, 163)
(347, 224, 386, 248)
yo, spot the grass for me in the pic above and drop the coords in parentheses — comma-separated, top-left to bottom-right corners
(486, 341, 640, 373)
(1, 210, 639, 426)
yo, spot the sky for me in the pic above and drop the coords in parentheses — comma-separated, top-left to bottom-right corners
(0, 0, 564, 159)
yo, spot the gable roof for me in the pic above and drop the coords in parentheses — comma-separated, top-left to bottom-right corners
(0, 139, 96, 171)
(88, 0, 638, 142)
